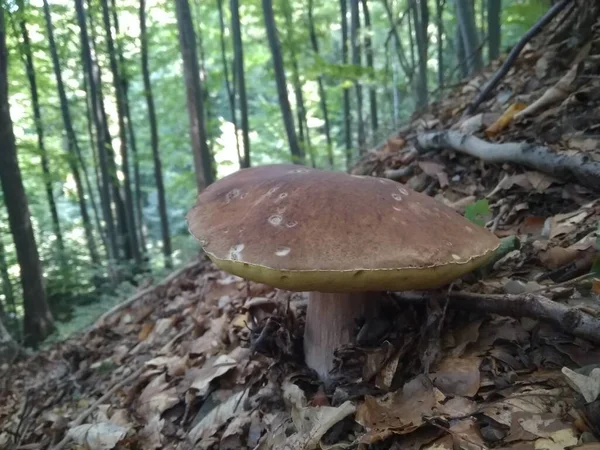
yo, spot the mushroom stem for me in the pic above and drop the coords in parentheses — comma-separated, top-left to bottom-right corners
(303, 291, 379, 380)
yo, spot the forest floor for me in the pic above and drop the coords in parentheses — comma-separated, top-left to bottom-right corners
(2, 7, 600, 450)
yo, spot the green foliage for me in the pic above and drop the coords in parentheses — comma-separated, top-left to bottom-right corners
(464, 199, 492, 227)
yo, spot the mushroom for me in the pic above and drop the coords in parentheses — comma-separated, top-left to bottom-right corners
(186, 164, 500, 381)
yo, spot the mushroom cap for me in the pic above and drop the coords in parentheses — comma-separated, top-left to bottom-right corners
(186, 164, 500, 293)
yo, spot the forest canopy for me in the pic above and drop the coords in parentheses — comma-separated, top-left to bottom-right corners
(0, 0, 552, 348)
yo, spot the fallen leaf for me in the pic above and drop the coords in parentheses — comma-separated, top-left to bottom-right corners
(137, 373, 179, 420)
(562, 366, 600, 402)
(67, 422, 128, 450)
(138, 415, 164, 449)
(430, 356, 481, 397)
(190, 354, 237, 397)
(355, 375, 445, 444)
(188, 390, 248, 444)
(485, 103, 527, 137)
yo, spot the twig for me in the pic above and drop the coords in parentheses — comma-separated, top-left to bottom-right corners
(416, 130, 600, 191)
(394, 290, 600, 344)
(92, 259, 201, 328)
(465, 0, 573, 115)
(50, 367, 144, 450)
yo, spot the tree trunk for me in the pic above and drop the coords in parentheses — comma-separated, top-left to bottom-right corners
(175, 0, 215, 191)
(0, 314, 19, 364)
(282, 0, 314, 167)
(413, 0, 429, 108)
(455, 23, 468, 78)
(340, 0, 351, 168)
(455, 0, 483, 74)
(261, 0, 303, 164)
(216, 0, 241, 168)
(100, 0, 141, 265)
(230, 0, 251, 168)
(436, 0, 444, 92)
(487, 0, 501, 61)
(0, 235, 15, 320)
(0, 5, 55, 346)
(15, 2, 64, 258)
(75, 0, 121, 263)
(360, 0, 377, 136)
(111, 0, 146, 254)
(43, 0, 100, 266)
(140, 0, 172, 268)
(349, 0, 365, 153)
(308, 0, 334, 168)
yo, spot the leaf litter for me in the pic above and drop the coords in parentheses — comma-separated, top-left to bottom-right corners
(2, 7, 600, 450)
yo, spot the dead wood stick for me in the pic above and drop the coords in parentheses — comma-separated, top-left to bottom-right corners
(465, 0, 573, 116)
(93, 259, 201, 328)
(50, 367, 144, 450)
(394, 291, 600, 344)
(416, 130, 600, 191)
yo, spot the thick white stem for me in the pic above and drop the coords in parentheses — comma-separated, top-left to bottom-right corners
(303, 291, 378, 380)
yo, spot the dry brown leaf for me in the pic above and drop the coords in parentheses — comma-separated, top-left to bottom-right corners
(66, 422, 129, 450)
(449, 418, 486, 450)
(562, 366, 600, 402)
(189, 314, 228, 357)
(431, 356, 481, 397)
(138, 415, 164, 449)
(187, 390, 248, 444)
(355, 375, 445, 444)
(220, 412, 253, 448)
(137, 373, 179, 420)
(190, 354, 237, 397)
(484, 103, 527, 138)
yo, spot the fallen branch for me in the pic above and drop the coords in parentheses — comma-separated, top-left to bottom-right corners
(394, 291, 600, 344)
(416, 130, 600, 191)
(50, 367, 144, 450)
(92, 259, 202, 329)
(465, 0, 573, 116)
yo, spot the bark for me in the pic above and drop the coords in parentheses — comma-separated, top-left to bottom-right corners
(43, 0, 100, 266)
(395, 291, 600, 345)
(382, 0, 412, 78)
(0, 237, 15, 319)
(308, 0, 334, 168)
(0, 314, 19, 364)
(455, 23, 468, 78)
(282, 0, 314, 167)
(340, 0, 351, 167)
(111, 0, 146, 253)
(74, 0, 119, 262)
(15, 3, 64, 257)
(140, 0, 172, 268)
(261, 0, 303, 164)
(216, 0, 241, 167)
(100, 0, 141, 265)
(413, 0, 429, 108)
(416, 130, 600, 191)
(86, 0, 131, 261)
(436, 0, 444, 91)
(455, 0, 483, 74)
(230, 0, 251, 168)
(487, 0, 501, 61)
(175, 0, 215, 190)
(360, 0, 378, 135)
(349, 0, 365, 152)
(0, 5, 55, 346)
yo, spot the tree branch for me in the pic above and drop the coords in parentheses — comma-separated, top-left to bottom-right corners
(416, 130, 600, 191)
(394, 291, 600, 344)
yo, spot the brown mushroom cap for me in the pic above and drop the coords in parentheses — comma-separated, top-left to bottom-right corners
(186, 164, 500, 293)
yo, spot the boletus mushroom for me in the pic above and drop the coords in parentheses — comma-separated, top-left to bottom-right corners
(186, 164, 500, 381)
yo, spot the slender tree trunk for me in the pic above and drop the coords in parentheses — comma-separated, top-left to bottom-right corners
(261, 0, 303, 164)
(0, 234, 17, 330)
(42, 0, 100, 265)
(0, 314, 19, 364)
(282, 0, 314, 167)
(111, 0, 146, 254)
(455, 0, 483, 74)
(139, 0, 172, 268)
(413, 0, 429, 108)
(216, 0, 241, 167)
(455, 24, 468, 78)
(349, 0, 365, 152)
(230, 0, 251, 168)
(100, 0, 141, 265)
(15, 3, 64, 258)
(175, 0, 215, 190)
(436, 0, 444, 92)
(360, 0, 377, 136)
(487, 0, 501, 61)
(308, 0, 334, 168)
(0, 6, 55, 346)
(340, 0, 351, 167)
(75, 0, 119, 262)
